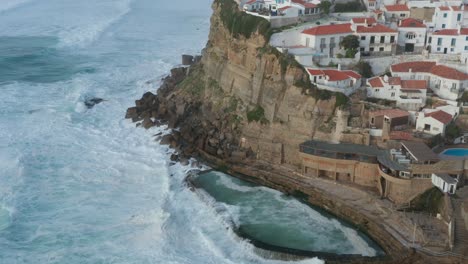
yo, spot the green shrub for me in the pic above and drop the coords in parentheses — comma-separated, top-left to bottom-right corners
(216, 0, 272, 40)
(334, 1, 366, 12)
(247, 105, 269, 124)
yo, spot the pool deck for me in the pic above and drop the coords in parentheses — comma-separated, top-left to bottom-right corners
(435, 144, 468, 160)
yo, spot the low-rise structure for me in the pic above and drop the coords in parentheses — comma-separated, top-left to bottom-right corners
(428, 27, 468, 54)
(382, 4, 411, 22)
(432, 5, 464, 31)
(369, 109, 410, 130)
(432, 173, 458, 194)
(390, 61, 468, 101)
(415, 109, 454, 135)
(367, 75, 428, 110)
(397, 18, 427, 53)
(307, 68, 362, 94)
(299, 140, 466, 204)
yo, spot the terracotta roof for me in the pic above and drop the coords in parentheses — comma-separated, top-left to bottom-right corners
(390, 131, 413, 141)
(399, 18, 426, 28)
(438, 6, 462, 11)
(307, 69, 361, 81)
(388, 77, 401, 85)
(356, 24, 397, 33)
(439, 6, 450, 11)
(279, 6, 292, 11)
(292, 0, 316, 8)
(425, 110, 453, 124)
(391, 61, 437, 73)
(371, 109, 410, 119)
(304, 3, 317, 8)
(302, 23, 353, 36)
(368, 77, 384, 88)
(352, 17, 377, 24)
(433, 28, 468, 35)
(385, 4, 410, 12)
(245, 0, 262, 4)
(430, 65, 468, 80)
(401, 80, 428, 89)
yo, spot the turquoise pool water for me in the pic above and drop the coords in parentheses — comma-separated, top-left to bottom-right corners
(441, 148, 468, 157)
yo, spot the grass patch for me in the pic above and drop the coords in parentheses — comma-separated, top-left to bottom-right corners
(334, 0, 366, 12)
(409, 187, 444, 215)
(178, 64, 205, 96)
(247, 105, 269, 124)
(216, 0, 272, 40)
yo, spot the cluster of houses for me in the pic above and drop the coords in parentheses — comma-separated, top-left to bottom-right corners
(239, 0, 468, 196)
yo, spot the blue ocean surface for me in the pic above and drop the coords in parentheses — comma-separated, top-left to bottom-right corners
(0, 1, 375, 263)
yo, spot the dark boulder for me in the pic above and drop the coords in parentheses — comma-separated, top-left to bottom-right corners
(142, 118, 154, 129)
(84, 98, 105, 109)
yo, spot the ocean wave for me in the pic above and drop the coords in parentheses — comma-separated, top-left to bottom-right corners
(0, 0, 33, 13)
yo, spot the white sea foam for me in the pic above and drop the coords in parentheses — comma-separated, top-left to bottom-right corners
(0, 0, 32, 13)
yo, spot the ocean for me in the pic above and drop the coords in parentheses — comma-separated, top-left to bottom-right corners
(0, 1, 374, 263)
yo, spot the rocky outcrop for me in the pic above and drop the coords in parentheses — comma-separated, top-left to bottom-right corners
(127, 0, 349, 167)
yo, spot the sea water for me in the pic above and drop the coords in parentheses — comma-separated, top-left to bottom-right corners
(0, 1, 375, 263)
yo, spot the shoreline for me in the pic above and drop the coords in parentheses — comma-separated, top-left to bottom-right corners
(186, 169, 387, 262)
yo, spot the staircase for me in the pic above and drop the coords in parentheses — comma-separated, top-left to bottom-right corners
(452, 198, 468, 256)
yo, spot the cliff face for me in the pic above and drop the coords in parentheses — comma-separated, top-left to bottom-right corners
(127, 0, 352, 166)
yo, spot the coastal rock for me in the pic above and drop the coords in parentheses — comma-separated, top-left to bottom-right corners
(126, 107, 139, 119)
(160, 134, 174, 145)
(84, 97, 105, 109)
(142, 118, 154, 129)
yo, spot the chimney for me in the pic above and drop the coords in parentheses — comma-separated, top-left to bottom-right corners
(338, 64, 342, 70)
(383, 75, 389, 82)
(399, 19, 402, 26)
(458, 23, 462, 34)
(409, 68, 412, 73)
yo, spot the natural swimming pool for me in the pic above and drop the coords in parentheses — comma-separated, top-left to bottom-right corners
(190, 170, 384, 258)
(440, 148, 468, 157)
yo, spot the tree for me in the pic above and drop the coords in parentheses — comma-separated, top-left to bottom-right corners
(445, 123, 462, 142)
(355, 61, 373, 78)
(340, 35, 359, 50)
(318, 0, 332, 14)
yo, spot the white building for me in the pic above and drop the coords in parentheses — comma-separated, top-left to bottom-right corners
(307, 68, 362, 94)
(301, 23, 353, 57)
(432, 173, 457, 194)
(367, 75, 428, 110)
(382, 4, 410, 22)
(432, 5, 464, 31)
(397, 18, 427, 53)
(243, 0, 266, 11)
(428, 26, 468, 54)
(301, 19, 398, 57)
(415, 109, 453, 135)
(390, 61, 468, 101)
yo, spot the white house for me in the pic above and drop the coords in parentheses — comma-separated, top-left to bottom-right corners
(301, 23, 353, 57)
(243, 0, 266, 11)
(428, 26, 468, 54)
(367, 75, 428, 110)
(432, 173, 457, 194)
(307, 68, 362, 94)
(352, 20, 398, 55)
(415, 109, 453, 135)
(432, 5, 464, 31)
(382, 4, 411, 22)
(390, 61, 468, 101)
(397, 18, 427, 53)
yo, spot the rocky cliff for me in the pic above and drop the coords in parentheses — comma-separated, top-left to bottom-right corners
(126, 0, 352, 167)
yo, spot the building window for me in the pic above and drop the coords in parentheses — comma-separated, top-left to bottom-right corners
(428, 37, 432, 43)
(438, 38, 442, 45)
(443, 13, 447, 18)
(465, 46, 468, 50)
(380, 36, 385, 43)
(360, 47, 365, 52)
(375, 89, 379, 92)
(451, 38, 456, 46)
(390, 36, 395, 43)
(379, 47, 384, 51)
(391, 92, 395, 97)
(466, 36, 468, 41)
(361, 36, 366, 40)
(451, 48, 454, 52)
(370, 47, 374, 51)
(452, 83, 457, 90)
(437, 47, 441, 51)
(370, 36, 375, 44)
(442, 24, 446, 28)
(458, 13, 462, 21)
(406, 32, 415, 39)
(400, 13, 405, 17)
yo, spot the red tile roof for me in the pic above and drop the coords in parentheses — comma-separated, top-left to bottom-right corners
(433, 28, 468, 35)
(385, 4, 410, 12)
(352, 17, 377, 24)
(433, 29, 459, 35)
(302, 23, 353, 36)
(307, 69, 361, 81)
(368, 77, 384, 88)
(390, 131, 413, 141)
(356, 24, 397, 33)
(388, 77, 401, 85)
(430, 65, 468, 80)
(371, 109, 410, 118)
(391, 61, 437, 73)
(439, 6, 450, 11)
(439, 6, 462, 11)
(279, 6, 291, 11)
(292, 0, 316, 8)
(425, 110, 453, 124)
(401, 80, 428, 89)
(399, 18, 426, 28)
